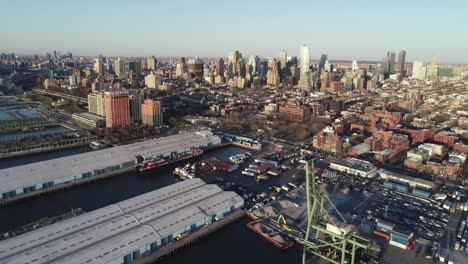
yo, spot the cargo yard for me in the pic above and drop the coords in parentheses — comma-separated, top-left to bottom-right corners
(0, 179, 244, 264)
(0, 130, 221, 204)
(0, 131, 467, 264)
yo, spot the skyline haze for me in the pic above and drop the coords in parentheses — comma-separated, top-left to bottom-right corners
(2, 0, 468, 63)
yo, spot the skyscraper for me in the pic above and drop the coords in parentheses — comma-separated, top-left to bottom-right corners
(267, 58, 281, 86)
(387, 51, 396, 74)
(298, 45, 312, 91)
(114, 58, 124, 77)
(247, 55, 259, 75)
(300, 44, 311, 76)
(319, 54, 328, 72)
(128, 61, 142, 76)
(228, 50, 241, 76)
(351, 60, 359, 72)
(175, 57, 187, 77)
(216, 58, 225, 76)
(147, 56, 157, 70)
(397, 49, 406, 79)
(104, 91, 130, 128)
(426, 55, 439, 80)
(94, 58, 104, 76)
(278, 50, 287, 70)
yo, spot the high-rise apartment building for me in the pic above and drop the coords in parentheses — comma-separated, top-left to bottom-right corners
(141, 99, 163, 126)
(145, 71, 161, 89)
(267, 58, 281, 86)
(88, 92, 106, 117)
(187, 57, 204, 78)
(129, 94, 144, 123)
(412, 61, 426, 80)
(228, 50, 242, 76)
(104, 91, 130, 128)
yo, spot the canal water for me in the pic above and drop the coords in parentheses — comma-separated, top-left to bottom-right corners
(0, 146, 303, 263)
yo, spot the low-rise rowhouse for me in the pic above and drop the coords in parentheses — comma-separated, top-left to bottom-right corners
(330, 158, 378, 178)
(72, 112, 106, 128)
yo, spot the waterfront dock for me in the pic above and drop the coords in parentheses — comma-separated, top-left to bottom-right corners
(135, 209, 246, 264)
(0, 130, 221, 205)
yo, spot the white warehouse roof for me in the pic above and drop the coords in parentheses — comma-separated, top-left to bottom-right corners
(0, 179, 243, 264)
(0, 130, 220, 194)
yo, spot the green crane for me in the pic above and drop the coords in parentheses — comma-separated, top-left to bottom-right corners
(302, 160, 379, 264)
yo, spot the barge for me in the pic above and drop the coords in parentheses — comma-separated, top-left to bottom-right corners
(247, 220, 293, 249)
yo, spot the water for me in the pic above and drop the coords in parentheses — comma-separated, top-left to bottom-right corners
(0, 146, 302, 264)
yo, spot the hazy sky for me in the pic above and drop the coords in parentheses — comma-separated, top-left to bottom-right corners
(2, 0, 468, 63)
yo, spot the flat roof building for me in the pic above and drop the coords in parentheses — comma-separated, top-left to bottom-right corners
(0, 130, 221, 201)
(72, 112, 106, 128)
(330, 158, 378, 178)
(0, 179, 244, 264)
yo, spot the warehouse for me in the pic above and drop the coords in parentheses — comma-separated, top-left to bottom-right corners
(0, 130, 221, 201)
(0, 179, 244, 264)
(330, 158, 378, 178)
(377, 169, 434, 190)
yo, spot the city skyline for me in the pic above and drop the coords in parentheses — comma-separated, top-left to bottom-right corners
(2, 0, 468, 63)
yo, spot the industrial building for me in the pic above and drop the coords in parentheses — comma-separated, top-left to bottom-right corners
(0, 179, 244, 264)
(330, 158, 378, 178)
(0, 130, 221, 201)
(72, 112, 106, 128)
(377, 169, 435, 190)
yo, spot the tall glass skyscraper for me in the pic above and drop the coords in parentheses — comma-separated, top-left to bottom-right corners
(300, 44, 311, 75)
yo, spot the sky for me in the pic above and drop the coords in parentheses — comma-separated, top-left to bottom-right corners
(2, 0, 468, 63)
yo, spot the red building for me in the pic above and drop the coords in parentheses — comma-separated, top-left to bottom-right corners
(279, 105, 310, 122)
(433, 131, 458, 147)
(396, 128, 433, 144)
(454, 143, 468, 154)
(105, 91, 130, 128)
(141, 99, 163, 126)
(187, 57, 204, 79)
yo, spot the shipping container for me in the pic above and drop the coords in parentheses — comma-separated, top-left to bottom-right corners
(389, 239, 408, 249)
(373, 230, 390, 240)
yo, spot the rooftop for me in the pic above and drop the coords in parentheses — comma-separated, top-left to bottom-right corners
(0, 179, 243, 264)
(0, 130, 220, 194)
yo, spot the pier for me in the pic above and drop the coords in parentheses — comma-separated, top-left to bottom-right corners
(134, 209, 246, 264)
